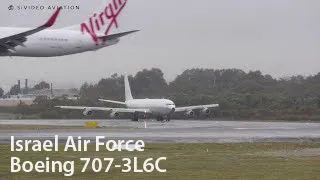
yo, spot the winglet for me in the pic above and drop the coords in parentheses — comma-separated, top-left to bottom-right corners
(44, 7, 61, 27)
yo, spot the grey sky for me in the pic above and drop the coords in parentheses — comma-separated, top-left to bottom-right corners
(0, 0, 319, 91)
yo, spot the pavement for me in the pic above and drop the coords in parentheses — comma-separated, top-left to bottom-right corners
(0, 119, 320, 144)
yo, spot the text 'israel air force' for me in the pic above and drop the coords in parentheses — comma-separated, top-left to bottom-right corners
(10, 136, 167, 176)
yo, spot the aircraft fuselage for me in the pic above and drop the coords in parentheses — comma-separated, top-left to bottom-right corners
(0, 27, 119, 57)
(126, 99, 176, 116)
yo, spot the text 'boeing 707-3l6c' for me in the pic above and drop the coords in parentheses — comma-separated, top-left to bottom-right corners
(0, 0, 139, 57)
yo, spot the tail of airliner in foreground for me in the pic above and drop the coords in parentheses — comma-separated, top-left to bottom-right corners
(62, 0, 137, 45)
(0, 0, 139, 57)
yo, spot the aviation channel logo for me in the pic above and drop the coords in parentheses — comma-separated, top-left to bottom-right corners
(8, 5, 80, 11)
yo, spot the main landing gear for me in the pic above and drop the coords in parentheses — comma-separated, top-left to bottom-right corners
(132, 114, 171, 123)
(156, 116, 170, 123)
(131, 112, 139, 121)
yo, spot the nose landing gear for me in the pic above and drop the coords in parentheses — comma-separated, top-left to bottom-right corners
(156, 116, 164, 122)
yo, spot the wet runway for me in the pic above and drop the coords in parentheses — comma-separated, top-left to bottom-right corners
(0, 119, 320, 143)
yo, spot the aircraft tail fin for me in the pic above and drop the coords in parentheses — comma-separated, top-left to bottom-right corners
(124, 75, 133, 101)
(61, 0, 128, 44)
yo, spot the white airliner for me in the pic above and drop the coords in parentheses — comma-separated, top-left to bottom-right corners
(56, 75, 219, 122)
(0, 0, 138, 57)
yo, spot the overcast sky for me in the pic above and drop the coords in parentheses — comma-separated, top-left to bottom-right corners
(0, 0, 319, 91)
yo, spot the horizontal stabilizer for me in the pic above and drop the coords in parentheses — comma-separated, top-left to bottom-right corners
(98, 99, 126, 105)
(98, 30, 140, 41)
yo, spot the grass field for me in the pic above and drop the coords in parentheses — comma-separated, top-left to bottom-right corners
(0, 143, 319, 180)
(0, 124, 134, 131)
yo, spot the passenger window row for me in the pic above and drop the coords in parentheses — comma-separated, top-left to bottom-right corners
(40, 38, 68, 41)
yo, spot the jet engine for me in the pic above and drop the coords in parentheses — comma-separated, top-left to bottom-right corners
(83, 108, 93, 116)
(202, 108, 210, 115)
(110, 111, 120, 118)
(185, 110, 195, 117)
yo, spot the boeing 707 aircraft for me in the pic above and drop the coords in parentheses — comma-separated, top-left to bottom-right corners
(0, 0, 138, 57)
(56, 75, 219, 122)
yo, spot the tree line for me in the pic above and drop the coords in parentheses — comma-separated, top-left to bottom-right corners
(1, 68, 320, 120)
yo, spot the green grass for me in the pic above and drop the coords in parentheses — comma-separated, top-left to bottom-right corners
(0, 143, 320, 180)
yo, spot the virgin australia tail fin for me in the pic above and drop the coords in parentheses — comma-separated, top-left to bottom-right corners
(61, 0, 128, 44)
(124, 75, 133, 101)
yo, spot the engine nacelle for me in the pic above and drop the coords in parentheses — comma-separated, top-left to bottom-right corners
(185, 110, 195, 117)
(83, 108, 93, 116)
(110, 111, 120, 118)
(202, 108, 210, 115)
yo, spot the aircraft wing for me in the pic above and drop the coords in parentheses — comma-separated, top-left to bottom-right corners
(0, 8, 61, 52)
(55, 106, 151, 113)
(98, 30, 140, 41)
(174, 104, 219, 112)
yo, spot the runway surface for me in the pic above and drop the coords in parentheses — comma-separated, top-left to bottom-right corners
(0, 119, 320, 143)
